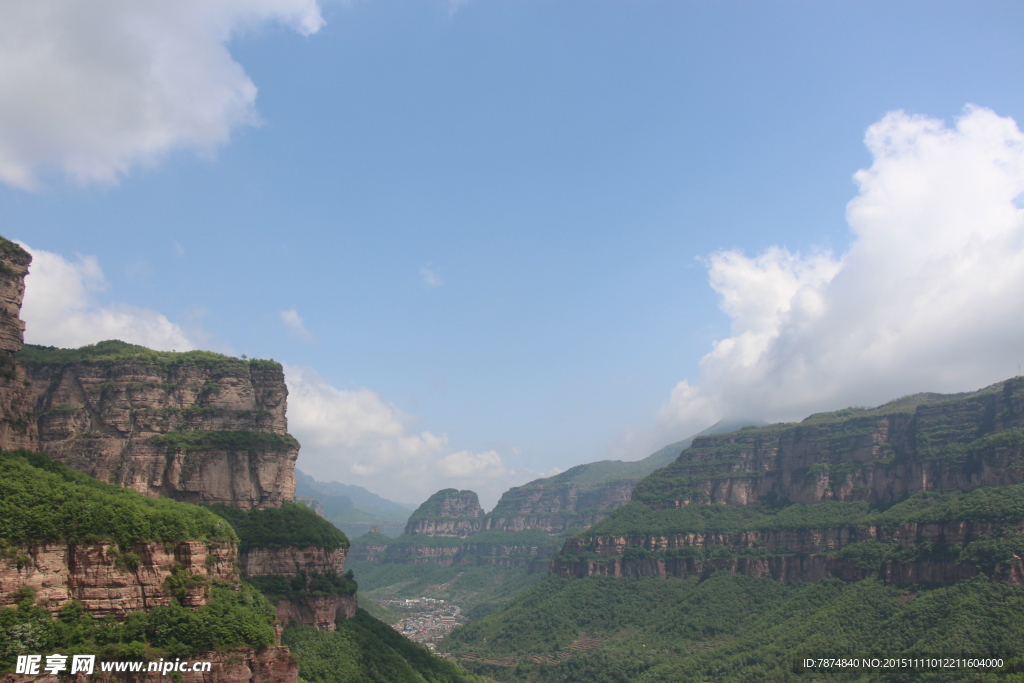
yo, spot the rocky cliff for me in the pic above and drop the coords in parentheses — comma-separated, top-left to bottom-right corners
(405, 489, 485, 537)
(0, 540, 236, 617)
(240, 546, 348, 577)
(239, 545, 356, 630)
(633, 378, 1024, 509)
(0, 238, 37, 452)
(553, 377, 1024, 586)
(351, 536, 556, 572)
(485, 478, 635, 534)
(484, 421, 754, 534)
(19, 341, 297, 509)
(551, 518, 1024, 584)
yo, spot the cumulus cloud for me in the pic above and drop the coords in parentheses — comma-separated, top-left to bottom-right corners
(0, 0, 324, 189)
(286, 365, 529, 507)
(19, 244, 195, 350)
(280, 308, 314, 341)
(658, 105, 1024, 439)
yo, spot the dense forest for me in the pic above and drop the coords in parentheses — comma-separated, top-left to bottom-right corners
(283, 611, 483, 683)
(442, 573, 1024, 682)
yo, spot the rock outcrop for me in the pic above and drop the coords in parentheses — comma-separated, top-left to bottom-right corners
(0, 540, 236, 617)
(239, 546, 347, 577)
(275, 593, 357, 630)
(405, 489, 485, 537)
(484, 422, 754, 534)
(0, 238, 38, 452)
(20, 342, 297, 509)
(238, 545, 355, 631)
(633, 379, 1024, 509)
(554, 378, 1024, 586)
(551, 519, 1024, 584)
(486, 479, 635, 534)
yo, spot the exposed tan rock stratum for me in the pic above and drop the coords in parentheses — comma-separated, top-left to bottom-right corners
(238, 545, 354, 631)
(0, 540, 236, 617)
(239, 546, 348, 577)
(0, 238, 38, 451)
(486, 480, 634, 533)
(555, 377, 1024, 586)
(22, 354, 297, 509)
(405, 489, 485, 537)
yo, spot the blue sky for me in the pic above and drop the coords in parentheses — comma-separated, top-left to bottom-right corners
(2, 1, 1023, 507)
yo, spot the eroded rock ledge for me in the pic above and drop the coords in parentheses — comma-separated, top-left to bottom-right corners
(21, 346, 297, 509)
(0, 540, 236, 617)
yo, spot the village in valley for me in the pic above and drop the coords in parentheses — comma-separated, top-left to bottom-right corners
(381, 597, 468, 650)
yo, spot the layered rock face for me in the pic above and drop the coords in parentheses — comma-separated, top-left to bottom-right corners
(21, 344, 297, 509)
(486, 480, 634, 533)
(633, 379, 1024, 508)
(275, 593, 357, 631)
(554, 378, 1024, 586)
(552, 519, 1024, 584)
(351, 540, 556, 571)
(1, 647, 297, 683)
(482, 424, 747, 534)
(405, 489, 485, 537)
(239, 546, 355, 630)
(239, 546, 347, 577)
(0, 540, 236, 617)
(0, 239, 38, 452)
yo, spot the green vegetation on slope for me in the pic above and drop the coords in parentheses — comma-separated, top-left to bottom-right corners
(406, 490, 480, 523)
(17, 339, 281, 371)
(581, 483, 1024, 539)
(149, 430, 299, 452)
(283, 612, 483, 683)
(349, 562, 548, 621)
(0, 583, 277, 668)
(0, 450, 236, 547)
(357, 528, 564, 549)
(246, 571, 358, 600)
(0, 451, 279, 668)
(208, 501, 349, 551)
(442, 573, 1024, 682)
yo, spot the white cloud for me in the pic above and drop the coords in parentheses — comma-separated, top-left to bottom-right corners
(0, 0, 324, 189)
(19, 244, 195, 351)
(658, 105, 1024, 439)
(280, 308, 314, 341)
(286, 365, 534, 507)
(420, 265, 443, 287)
(440, 450, 506, 478)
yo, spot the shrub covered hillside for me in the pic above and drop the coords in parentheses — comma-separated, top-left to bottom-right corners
(0, 449, 236, 547)
(442, 573, 1024, 682)
(442, 378, 1024, 682)
(284, 613, 486, 683)
(0, 451, 483, 683)
(209, 502, 350, 551)
(0, 450, 275, 667)
(209, 502, 358, 600)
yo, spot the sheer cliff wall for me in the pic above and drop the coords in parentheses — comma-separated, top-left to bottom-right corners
(0, 540, 236, 617)
(553, 378, 1024, 586)
(0, 239, 37, 452)
(20, 345, 297, 509)
(239, 545, 356, 630)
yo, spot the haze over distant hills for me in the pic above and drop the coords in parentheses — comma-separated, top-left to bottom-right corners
(295, 469, 416, 538)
